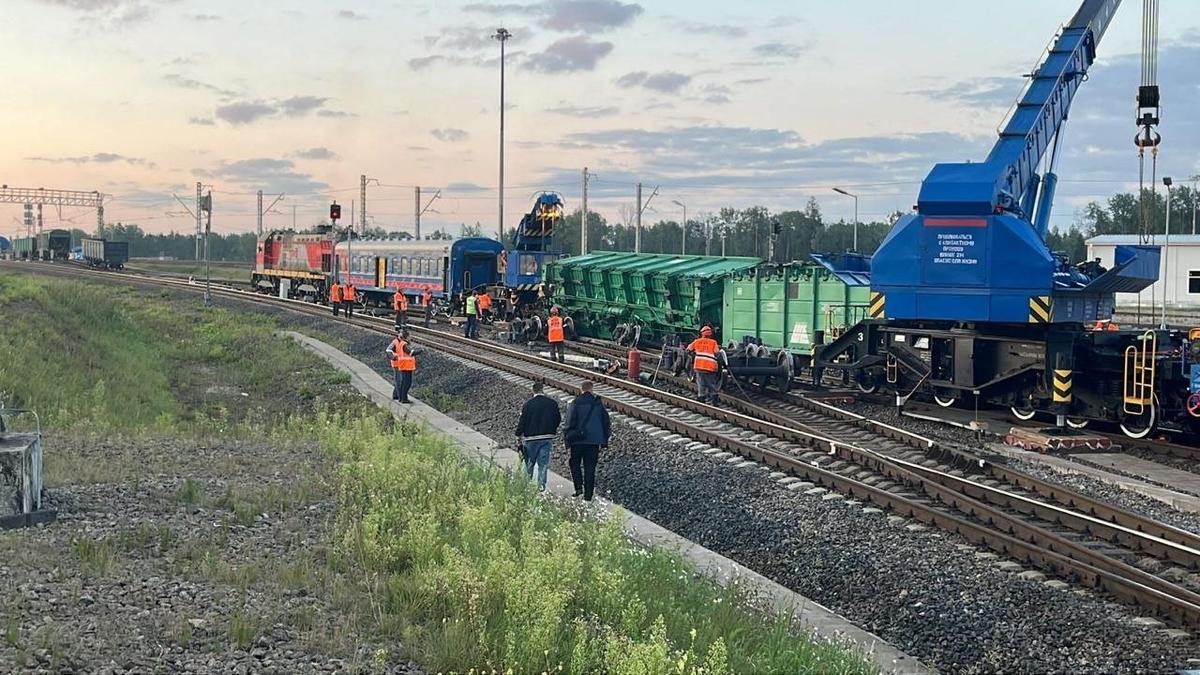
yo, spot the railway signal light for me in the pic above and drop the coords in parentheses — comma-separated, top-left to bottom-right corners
(330, 202, 341, 222)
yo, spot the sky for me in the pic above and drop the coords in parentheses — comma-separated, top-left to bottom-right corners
(2, 0, 1199, 242)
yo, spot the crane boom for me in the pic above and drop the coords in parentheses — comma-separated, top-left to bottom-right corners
(918, 0, 1122, 220)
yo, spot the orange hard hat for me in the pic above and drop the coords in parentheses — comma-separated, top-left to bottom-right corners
(700, 326, 713, 337)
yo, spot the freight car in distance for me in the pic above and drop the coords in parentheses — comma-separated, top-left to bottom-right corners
(81, 238, 129, 269)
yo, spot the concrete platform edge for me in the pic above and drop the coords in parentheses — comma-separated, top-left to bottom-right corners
(284, 331, 928, 675)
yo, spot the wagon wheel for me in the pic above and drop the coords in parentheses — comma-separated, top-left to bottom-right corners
(1120, 397, 1157, 440)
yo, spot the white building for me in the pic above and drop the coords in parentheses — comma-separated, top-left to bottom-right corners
(1086, 235, 1200, 309)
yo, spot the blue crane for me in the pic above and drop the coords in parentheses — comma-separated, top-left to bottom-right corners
(505, 192, 565, 298)
(870, 0, 1160, 325)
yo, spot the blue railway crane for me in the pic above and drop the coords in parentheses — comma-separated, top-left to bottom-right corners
(871, 0, 1159, 326)
(505, 192, 564, 302)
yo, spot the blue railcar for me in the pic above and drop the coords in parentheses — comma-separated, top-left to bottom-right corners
(332, 237, 504, 307)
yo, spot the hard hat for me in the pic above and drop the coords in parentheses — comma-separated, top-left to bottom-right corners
(700, 326, 713, 337)
(550, 306, 559, 315)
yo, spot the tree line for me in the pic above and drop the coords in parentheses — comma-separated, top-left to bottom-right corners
(69, 186, 1200, 264)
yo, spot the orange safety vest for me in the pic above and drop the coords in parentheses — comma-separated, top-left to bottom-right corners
(343, 285, 356, 301)
(422, 289, 433, 306)
(479, 294, 492, 311)
(547, 316, 564, 343)
(329, 283, 342, 303)
(688, 337, 720, 373)
(390, 338, 416, 371)
(393, 292, 408, 312)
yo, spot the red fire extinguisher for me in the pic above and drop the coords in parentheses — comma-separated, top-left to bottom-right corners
(627, 348, 642, 382)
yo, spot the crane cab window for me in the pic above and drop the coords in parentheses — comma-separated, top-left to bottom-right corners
(1189, 270, 1200, 294)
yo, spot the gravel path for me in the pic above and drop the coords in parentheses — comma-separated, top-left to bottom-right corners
(207, 296, 1200, 673)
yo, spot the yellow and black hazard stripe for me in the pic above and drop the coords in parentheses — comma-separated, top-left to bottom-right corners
(1028, 295, 1052, 324)
(868, 291, 886, 319)
(1052, 368, 1073, 403)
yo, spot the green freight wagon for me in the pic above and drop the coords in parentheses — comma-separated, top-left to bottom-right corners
(13, 237, 37, 261)
(722, 262, 872, 356)
(546, 252, 761, 342)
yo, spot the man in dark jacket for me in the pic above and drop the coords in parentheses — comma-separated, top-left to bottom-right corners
(563, 381, 611, 501)
(515, 382, 562, 491)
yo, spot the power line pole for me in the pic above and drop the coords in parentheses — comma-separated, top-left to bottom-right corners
(1191, 174, 1199, 235)
(257, 190, 263, 237)
(360, 174, 367, 234)
(415, 187, 421, 240)
(635, 183, 642, 253)
(416, 187, 440, 241)
(581, 167, 589, 255)
(201, 190, 213, 306)
(97, 203, 104, 238)
(195, 182, 202, 260)
(36, 204, 42, 237)
(494, 27, 512, 242)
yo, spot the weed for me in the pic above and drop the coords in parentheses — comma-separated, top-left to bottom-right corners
(413, 386, 463, 412)
(177, 478, 202, 505)
(174, 616, 193, 648)
(70, 537, 116, 576)
(227, 611, 258, 651)
(5, 616, 19, 648)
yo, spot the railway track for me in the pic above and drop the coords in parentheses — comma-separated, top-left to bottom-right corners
(10, 258, 1200, 627)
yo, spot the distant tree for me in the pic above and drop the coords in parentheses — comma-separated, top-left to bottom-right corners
(459, 222, 484, 238)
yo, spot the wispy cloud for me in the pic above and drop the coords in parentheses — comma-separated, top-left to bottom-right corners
(616, 70, 691, 93)
(295, 147, 340, 160)
(212, 95, 346, 125)
(463, 0, 642, 32)
(431, 128, 469, 142)
(337, 9, 365, 20)
(524, 35, 613, 73)
(545, 103, 620, 117)
(27, 152, 156, 168)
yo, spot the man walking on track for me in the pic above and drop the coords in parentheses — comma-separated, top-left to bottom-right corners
(343, 282, 357, 318)
(393, 288, 408, 329)
(547, 307, 565, 363)
(464, 290, 478, 338)
(422, 287, 434, 328)
(478, 291, 492, 324)
(515, 382, 561, 492)
(386, 328, 418, 403)
(329, 281, 342, 317)
(563, 381, 610, 502)
(686, 325, 721, 404)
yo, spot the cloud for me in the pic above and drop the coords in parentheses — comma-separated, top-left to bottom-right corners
(751, 42, 809, 60)
(431, 128, 469, 142)
(676, 20, 747, 38)
(616, 70, 691, 93)
(909, 75, 1017, 108)
(34, 0, 164, 27)
(215, 100, 276, 125)
(278, 95, 328, 116)
(546, 103, 619, 117)
(192, 13, 219, 21)
(409, 55, 446, 70)
(463, 0, 641, 32)
(201, 158, 330, 195)
(163, 73, 238, 97)
(425, 25, 506, 50)
(27, 152, 155, 168)
(295, 147, 339, 160)
(211, 95, 346, 125)
(188, 117, 215, 126)
(524, 35, 613, 73)
(337, 9, 365, 20)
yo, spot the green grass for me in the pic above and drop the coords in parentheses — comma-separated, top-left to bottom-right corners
(0, 270, 373, 434)
(413, 386, 463, 413)
(319, 413, 875, 675)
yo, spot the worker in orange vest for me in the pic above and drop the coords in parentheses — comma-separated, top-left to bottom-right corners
(386, 328, 419, 403)
(393, 288, 409, 329)
(475, 288, 489, 321)
(342, 282, 357, 318)
(422, 287, 434, 327)
(329, 281, 343, 317)
(547, 306, 565, 363)
(686, 325, 722, 404)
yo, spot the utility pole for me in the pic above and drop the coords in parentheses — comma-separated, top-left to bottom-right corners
(721, 226, 728, 256)
(36, 204, 42, 237)
(360, 174, 367, 235)
(636, 183, 659, 254)
(416, 187, 440, 241)
(97, 204, 104, 238)
(672, 200, 687, 255)
(1163, 176, 1173, 327)
(635, 183, 642, 253)
(494, 27, 512, 242)
(1191, 175, 1199, 235)
(195, 182, 202, 260)
(258, 192, 284, 237)
(201, 190, 213, 306)
(292, 205, 297, 230)
(832, 187, 859, 252)
(581, 167, 589, 255)
(257, 190, 263, 237)
(415, 187, 421, 240)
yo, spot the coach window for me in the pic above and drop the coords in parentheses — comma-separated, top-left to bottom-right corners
(1189, 271, 1200, 294)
